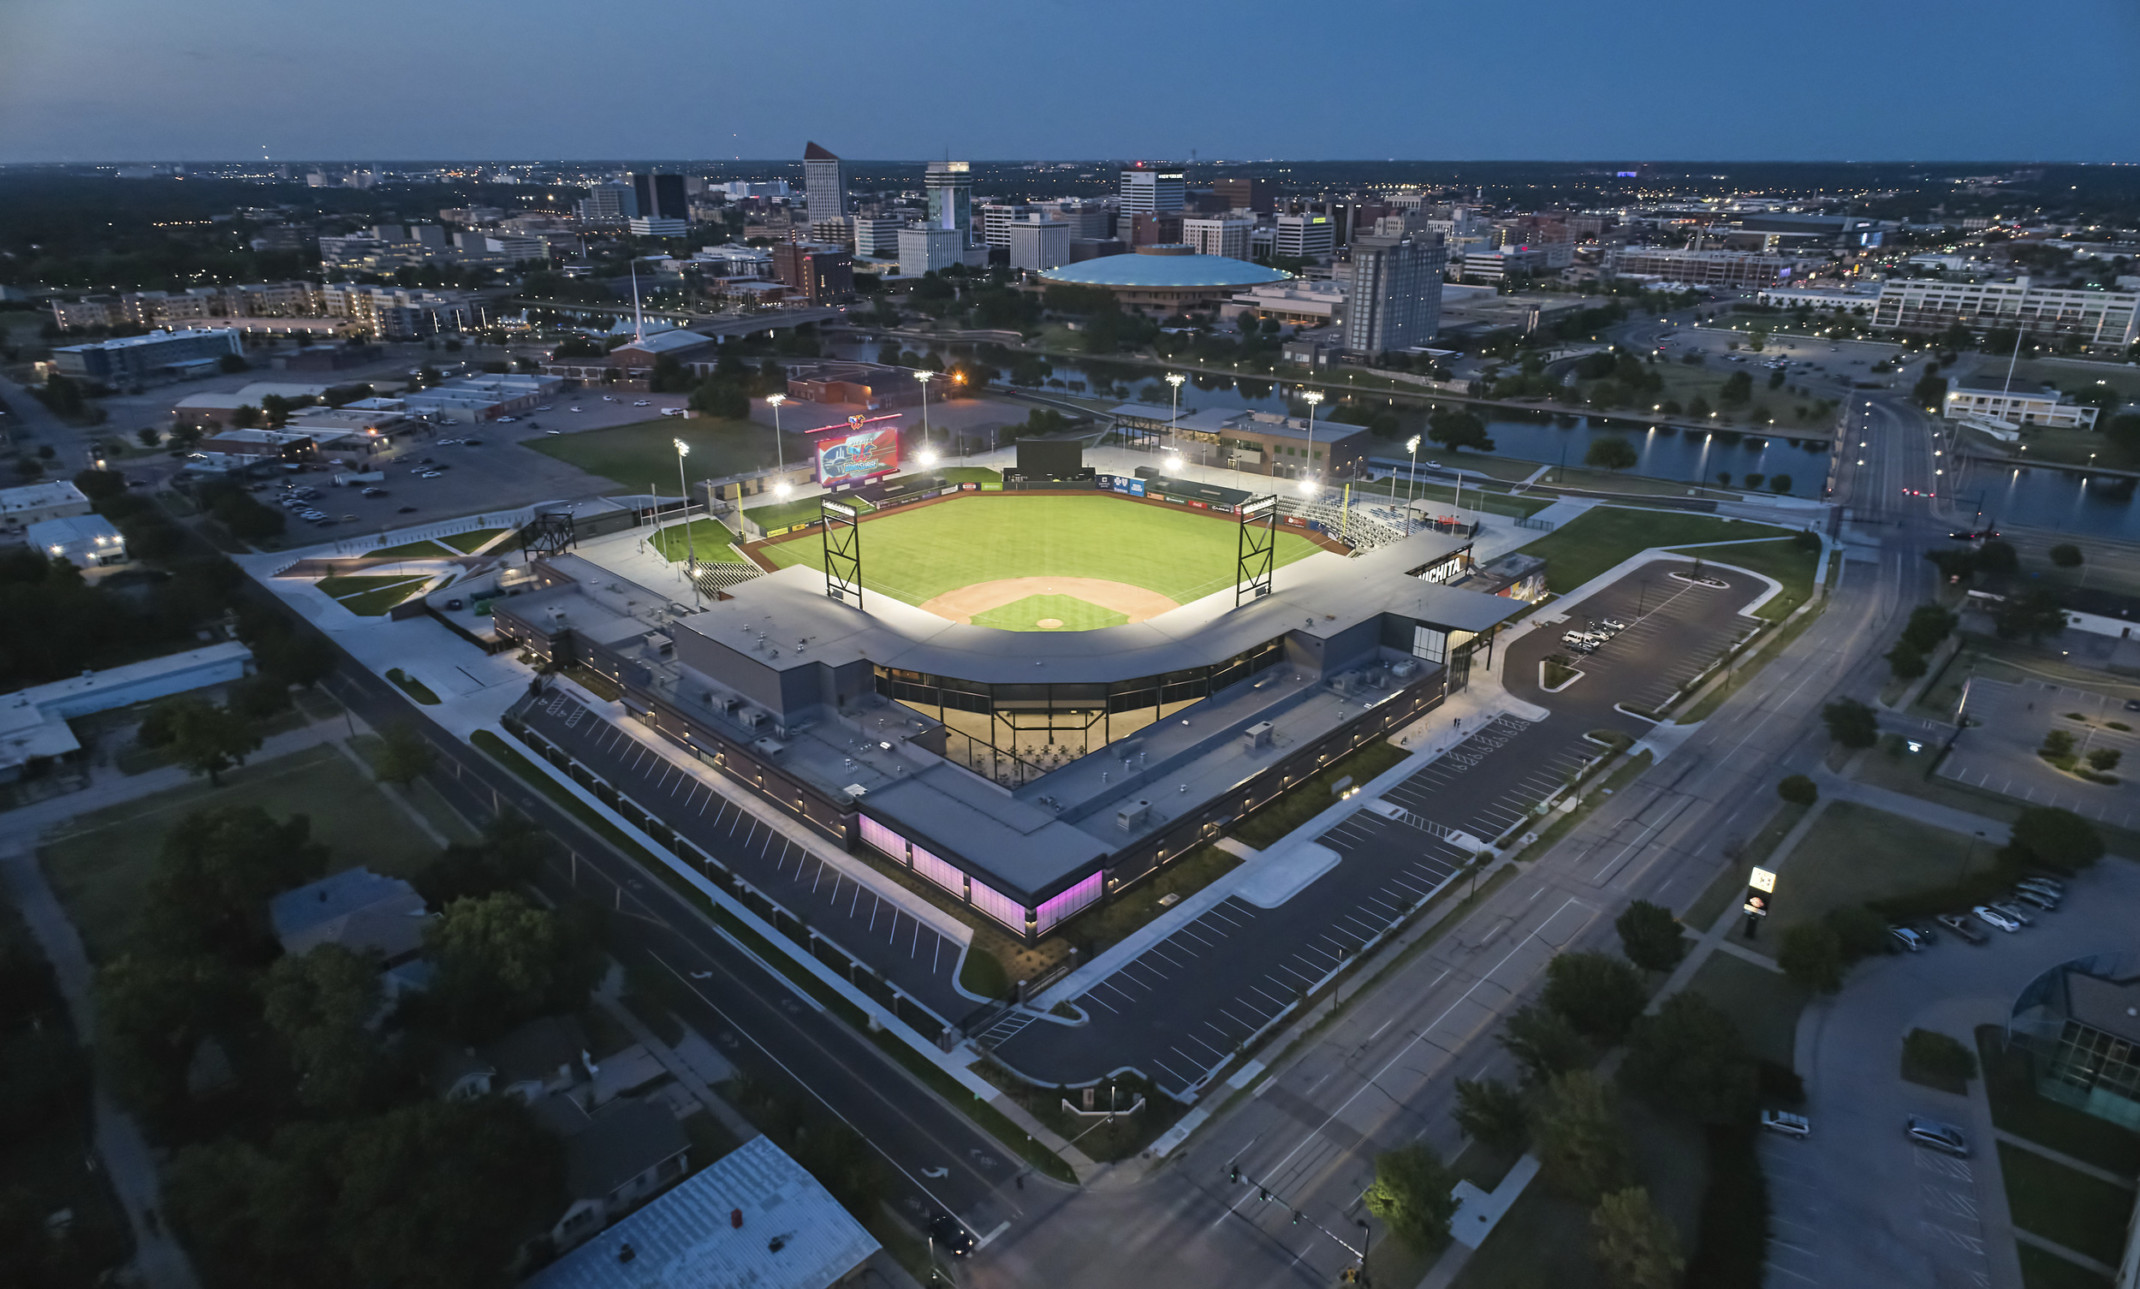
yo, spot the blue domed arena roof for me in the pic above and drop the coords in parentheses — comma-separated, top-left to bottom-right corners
(1039, 251, 1291, 290)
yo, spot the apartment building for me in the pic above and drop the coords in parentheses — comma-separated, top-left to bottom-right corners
(320, 284, 472, 340)
(1601, 247, 1809, 288)
(1274, 213, 1335, 261)
(1346, 228, 1447, 355)
(1871, 277, 2139, 351)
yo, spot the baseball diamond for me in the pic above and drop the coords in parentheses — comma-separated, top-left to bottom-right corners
(752, 492, 1322, 626)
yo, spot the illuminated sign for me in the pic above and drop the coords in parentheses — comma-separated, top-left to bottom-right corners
(816, 426, 900, 486)
(1749, 867, 1777, 893)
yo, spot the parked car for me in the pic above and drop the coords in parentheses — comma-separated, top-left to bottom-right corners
(1906, 921, 1939, 946)
(535, 405, 554, 412)
(419, 471, 444, 479)
(1888, 925, 1925, 953)
(2017, 876, 2066, 898)
(361, 487, 387, 498)
(397, 506, 417, 514)
(1906, 1116, 1970, 1157)
(1761, 1110, 1811, 1139)
(569, 406, 584, 413)
(631, 399, 650, 407)
(2010, 887, 2059, 912)
(495, 416, 516, 423)
(1973, 905, 2022, 933)
(545, 429, 562, 436)
(1987, 901, 2035, 927)
(1937, 914, 1989, 945)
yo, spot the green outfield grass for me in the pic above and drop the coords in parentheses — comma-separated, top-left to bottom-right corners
(649, 517, 745, 564)
(759, 493, 1322, 608)
(971, 594, 1127, 632)
(368, 538, 454, 559)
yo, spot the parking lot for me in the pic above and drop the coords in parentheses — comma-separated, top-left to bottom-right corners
(1502, 558, 1765, 722)
(1766, 856, 2140, 1289)
(1939, 678, 2140, 830)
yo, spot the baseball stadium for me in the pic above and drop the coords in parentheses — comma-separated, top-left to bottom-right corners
(489, 442, 1528, 945)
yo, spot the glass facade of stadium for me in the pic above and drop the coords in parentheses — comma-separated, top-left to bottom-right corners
(2009, 954, 2140, 1131)
(876, 638, 1288, 786)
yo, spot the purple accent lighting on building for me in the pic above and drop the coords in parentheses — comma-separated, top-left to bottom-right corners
(858, 815, 907, 861)
(968, 877, 1028, 933)
(911, 844, 966, 897)
(1036, 872, 1105, 934)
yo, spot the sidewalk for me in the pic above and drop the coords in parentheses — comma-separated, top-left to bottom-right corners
(0, 844, 201, 1289)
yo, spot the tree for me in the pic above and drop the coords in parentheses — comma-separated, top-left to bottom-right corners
(167, 1099, 562, 1289)
(152, 696, 261, 786)
(1992, 587, 2066, 642)
(2088, 748, 2123, 773)
(1886, 639, 1927, 680)
(1544, 952, 1647, 1042)
(373, 721, 436, 787)
(1501, 1003, 1591, 1085)
(1533, 1070, 1628, 1202)
(1453, 1077, 1531, 1152)
(1778, 922, 1845, 993)
(1769, 473, 1792, 492)
(1590, 1186, 1685, 1289)
(1715, 471, 1731, 487)
(1977, 539, 2020, 575)
(137, 425, 163, 448)
(2049, 543, 2083, 568)
(1912, 371, 1948, 408)
(1687, 395, 1713, 420)
(1613, 901, 1687, 974)
(427, 892, 599, 1039)
(262, 945, 383, 1112)
(2007, 806, 2103, 874)
(93, 953, 251, 1122)
(1584, 435, 1639, 472)
(1901, 604, 1958, 653)
(1720, 371, 1754, 407)
(1426, 407, 1495, 454)
(145, 805, 328, 958)
(1776, 774, 1818, 807)
(1820, 698, 1878, 749)
(1363, 1143, 1460, 1251)
(415, 814, 546, 907)
(1744, 472, 1765, 490)
(72, 467, 126, 503)
(1623, 993, 1756, 1124)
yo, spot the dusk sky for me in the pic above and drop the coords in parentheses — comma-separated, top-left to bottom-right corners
(4, 0, 2137, 163)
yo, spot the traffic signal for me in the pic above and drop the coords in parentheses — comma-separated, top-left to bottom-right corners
(1292, 1210, 1303, 1225)
(1229, 1164, 1241, 1185)
(1258, 1188, 1270, 1203)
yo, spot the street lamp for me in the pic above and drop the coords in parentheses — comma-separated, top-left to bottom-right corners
(1302, 389, 1323, 496)
(1404, 435, 1420, 534)
(914, 370, 936, 455)
(1165, 371, 1185, 461)
(766, 392, 786, 475)
(672, 437, 697, 594)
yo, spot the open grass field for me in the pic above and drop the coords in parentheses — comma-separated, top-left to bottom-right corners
(1762, 801, 1991, 941)
(526, 414, 783, 489)
(38, 744, 441, 963)
(649, 517, 745, 564)
(758, 493, 1324, 619)
(1519, 506, 1791, 594)
(1665, 535, 1822, 622)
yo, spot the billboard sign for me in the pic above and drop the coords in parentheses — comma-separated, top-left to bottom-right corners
(816, 426, 900, 486)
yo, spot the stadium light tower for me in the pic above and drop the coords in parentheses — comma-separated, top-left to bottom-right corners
(914, 370, 936, 455)
(1405, 434, 1421, 534)
(672, 437, 697, 589)
(766, 393, 787, 475)
(1165, 371, 1185, 460)
(1301, 390, 1323, 498)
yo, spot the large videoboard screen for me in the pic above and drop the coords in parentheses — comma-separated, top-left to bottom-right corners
(815, 426, 900, 486)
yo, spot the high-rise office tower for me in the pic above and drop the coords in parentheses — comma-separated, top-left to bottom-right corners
(578, 182, 634, 221)
(1344, 226, 1447, 357)
(803, 142, 848, 217)
(1119, 166, 1185, 215)
(924, 161, 973, 245)
(630, 171, 688, 222)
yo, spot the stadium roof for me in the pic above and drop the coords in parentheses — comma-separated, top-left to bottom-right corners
(1039, 253, 1290, 290)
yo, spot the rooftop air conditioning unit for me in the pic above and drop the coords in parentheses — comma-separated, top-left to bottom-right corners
(1390, 658, 1418, 680)
(1242, 721, 1275, 751)
(739, 709, 766, 730)
(1115, 800, 1151, 832)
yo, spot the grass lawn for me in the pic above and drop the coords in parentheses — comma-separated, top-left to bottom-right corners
(339, 577, 431, 615)
(316, 572, 424, 599)
(1232, 740, 1408, 850)
(1998, 1143, 2134, 1266)
(1763, 802, 1991, 941)
(38, 744, 441, 963)
(1519, 507, 1790, 595)
(970, 593, 1127, 632)
(648, 517, 745, 564)
(1684, 801, 1810, 930)
(386, 667, 441, 705)
(2019, 1243, 2115, 1289)
(1686, 950, 1809, 1068)
(743, 493, 861, 533)
(527, 414, 784, 488)
(440, 527, 508, 554)
(1665, 536, 1821, 622)
(761, 493, 1323, 609)
(367, 539, 453, 559)
(1061, 844, 1242, 959)
(1977, 1027, 2140, 1178)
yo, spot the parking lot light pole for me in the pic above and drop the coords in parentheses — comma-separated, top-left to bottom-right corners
(672, 438, 697, 597)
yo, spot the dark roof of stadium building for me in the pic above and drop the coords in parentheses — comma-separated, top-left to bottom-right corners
(1038, 252, 1291, 290)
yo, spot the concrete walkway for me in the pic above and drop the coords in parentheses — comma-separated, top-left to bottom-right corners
(0, 844, 201, 1289)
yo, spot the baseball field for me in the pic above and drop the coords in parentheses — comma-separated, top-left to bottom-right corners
(757, 493, 1325, 630)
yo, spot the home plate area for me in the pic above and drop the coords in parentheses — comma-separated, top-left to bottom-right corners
(919, 577, 1180, 631)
